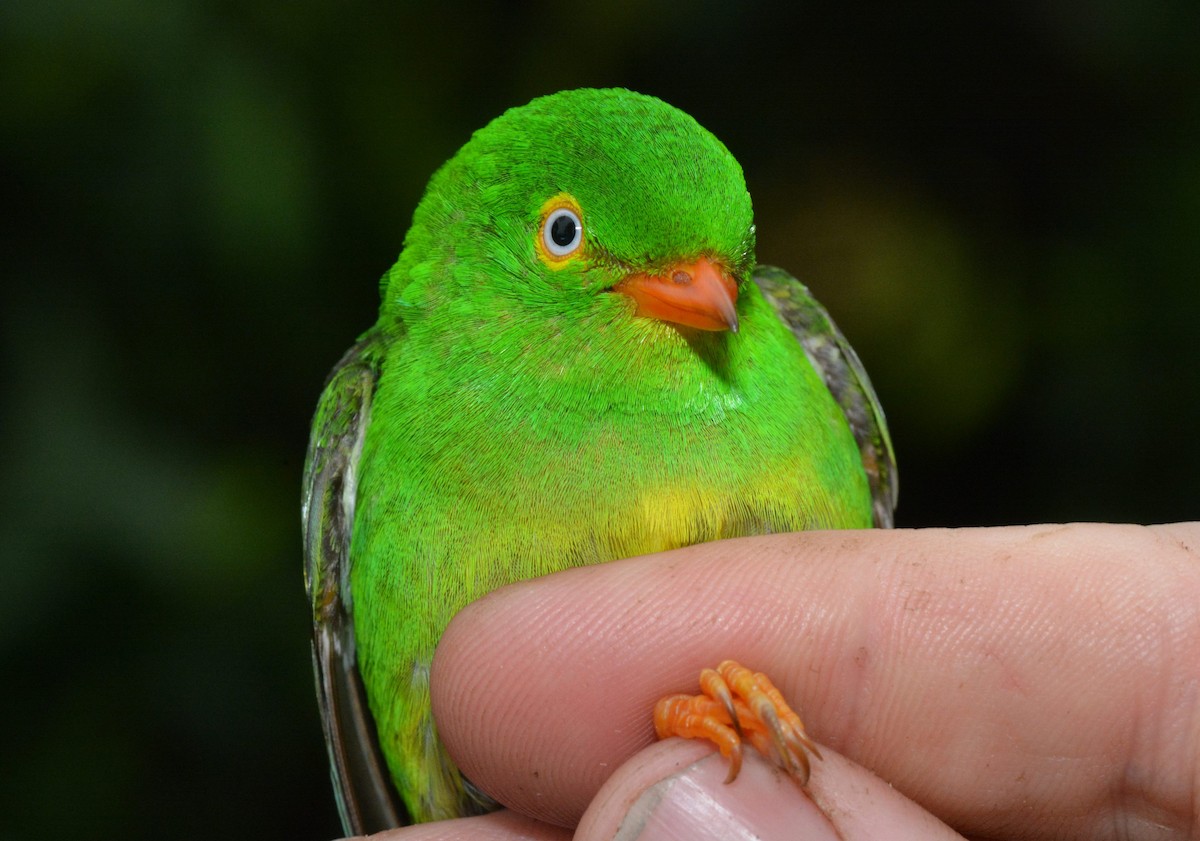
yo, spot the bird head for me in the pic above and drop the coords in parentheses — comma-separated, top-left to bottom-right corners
(385, 89, 756, 339)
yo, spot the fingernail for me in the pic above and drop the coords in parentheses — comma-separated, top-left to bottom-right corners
(613, 753, 840, 841)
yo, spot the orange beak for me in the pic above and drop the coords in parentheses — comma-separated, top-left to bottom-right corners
(612, 257, 739, 333)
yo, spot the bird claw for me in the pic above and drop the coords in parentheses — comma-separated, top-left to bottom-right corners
(653, 660, 820, 785)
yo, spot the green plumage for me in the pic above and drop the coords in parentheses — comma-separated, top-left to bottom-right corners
(303, 88, 896, 832)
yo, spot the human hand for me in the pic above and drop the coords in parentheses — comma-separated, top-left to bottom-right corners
(363, 523, 1200, 840)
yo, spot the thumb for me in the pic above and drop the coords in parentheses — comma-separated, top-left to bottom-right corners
(576, 739, 963, 841)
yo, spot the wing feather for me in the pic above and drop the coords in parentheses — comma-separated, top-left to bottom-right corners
(753, 266, 898, 527)
(302, 331, 407, 833)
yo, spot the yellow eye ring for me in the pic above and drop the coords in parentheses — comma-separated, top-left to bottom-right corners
(535, 193, 585, 268)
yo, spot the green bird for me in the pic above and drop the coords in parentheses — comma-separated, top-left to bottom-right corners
(303, 88, 896, 832)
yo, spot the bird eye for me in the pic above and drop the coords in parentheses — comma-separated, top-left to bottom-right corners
(535, 194, 586, 268)
(541, 206, 583, 258)
(547, 209, 580, 249)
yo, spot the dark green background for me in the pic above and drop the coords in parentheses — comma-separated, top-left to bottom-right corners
(3, 2, 1197, 838)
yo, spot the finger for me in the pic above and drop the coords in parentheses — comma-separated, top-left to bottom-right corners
(358, 810, 569, 841)
(576, 738, 963, 841)
(432, 523, 1200, 836)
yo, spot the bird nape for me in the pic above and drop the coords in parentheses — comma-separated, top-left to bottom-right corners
(303, 87, 896, 832)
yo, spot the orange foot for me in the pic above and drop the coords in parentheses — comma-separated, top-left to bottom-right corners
(654, 659, 821, 784)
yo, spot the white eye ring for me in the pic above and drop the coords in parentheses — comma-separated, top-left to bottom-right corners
(542, 207, 583, 258)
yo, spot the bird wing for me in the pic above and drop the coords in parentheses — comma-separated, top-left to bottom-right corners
(753, 265, 898, 528)
(302, 330, 407, 833)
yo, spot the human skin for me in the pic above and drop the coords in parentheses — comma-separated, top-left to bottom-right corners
(355, 523, 1200, 840)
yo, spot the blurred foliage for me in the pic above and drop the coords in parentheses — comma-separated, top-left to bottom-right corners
(1, 1, 1197, 838)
